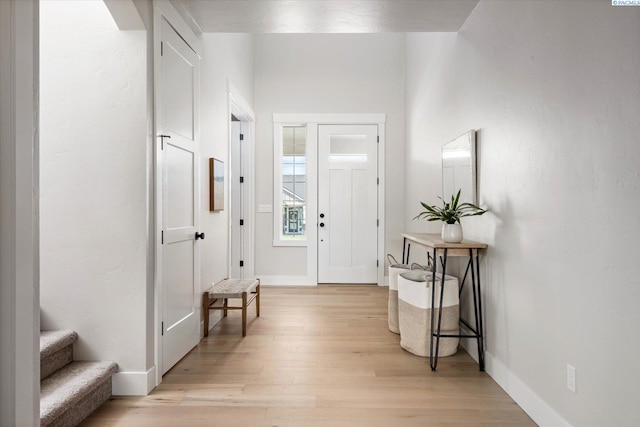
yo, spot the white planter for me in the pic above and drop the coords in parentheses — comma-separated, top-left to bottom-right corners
(441, 222, 463, 243)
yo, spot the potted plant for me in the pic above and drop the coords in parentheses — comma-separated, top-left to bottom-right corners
(414, 189, 487, 243)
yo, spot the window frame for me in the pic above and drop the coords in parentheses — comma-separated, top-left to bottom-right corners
(273, 123, 309, 247)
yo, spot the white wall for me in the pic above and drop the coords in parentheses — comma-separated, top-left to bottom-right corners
(253, 34, 405, 280)
(40, 0, 149, 384)
(199, 33, 254, 291)
(405, 1, 640, 426)
(132, 0, 156, 372)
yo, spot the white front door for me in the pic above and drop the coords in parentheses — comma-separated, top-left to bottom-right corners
(158, 18, 200, 374)
(318, 124, 378, 283)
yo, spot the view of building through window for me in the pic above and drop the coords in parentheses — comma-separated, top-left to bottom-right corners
(282, 126, 306, 239)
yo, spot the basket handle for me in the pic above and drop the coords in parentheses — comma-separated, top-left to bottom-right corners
(410, 263, 427, 270)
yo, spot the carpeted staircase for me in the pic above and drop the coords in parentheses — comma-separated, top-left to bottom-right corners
(40, 330, 117, 426)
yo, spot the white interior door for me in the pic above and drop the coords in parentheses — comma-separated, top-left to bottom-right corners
(230, 119, 243, 278)
(318, 124, 378, 283)
(159, 18, 200, 374)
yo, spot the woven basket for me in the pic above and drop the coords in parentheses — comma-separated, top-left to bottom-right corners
(398, 270, 459, 357)
(388, 263, 408, 334)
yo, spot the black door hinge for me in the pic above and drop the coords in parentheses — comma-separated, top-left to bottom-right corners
(240, 260, 244, 267)
(240, 134, 244, 141)
(161, 321, 164, 336)
(377, 219, 379, 227)
(377, 135, 379, 143)
(377, 178, 379, 185)
(161, 230, 164, 244)
(240, 176, 244, 183)
(158, 134, 170, 150)
(377, 260, 379, 267)
(160, 41, 163, 56)
(240, 219, 244, 226)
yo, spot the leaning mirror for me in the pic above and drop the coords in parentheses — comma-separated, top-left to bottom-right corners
(442, 130, 477, 205)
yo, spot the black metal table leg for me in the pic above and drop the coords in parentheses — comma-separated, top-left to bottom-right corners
(432, 248, 448, 371)
(459, 258, 472, 297)
(429, 247, 438, 370)
(430, 248, 485, 372)
(402, 237, 407, 264)
(475, 250, 485, 371)
(469, 249, 484, 371)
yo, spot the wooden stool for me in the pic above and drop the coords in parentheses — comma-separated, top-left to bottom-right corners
(203, 278, 260, 337)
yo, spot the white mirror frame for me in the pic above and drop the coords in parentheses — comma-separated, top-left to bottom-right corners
(442, 130, 477, 205)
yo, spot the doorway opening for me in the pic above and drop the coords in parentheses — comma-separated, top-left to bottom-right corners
(228, 84, 256, 280)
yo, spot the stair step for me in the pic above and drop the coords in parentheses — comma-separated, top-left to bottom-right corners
(40, 330, 78, 380)
(40, 360, 117, 427)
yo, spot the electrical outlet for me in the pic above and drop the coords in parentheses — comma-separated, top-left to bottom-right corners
(567, 364, 576, 392)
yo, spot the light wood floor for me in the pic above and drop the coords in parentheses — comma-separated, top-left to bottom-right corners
(83, 285, 535, 426)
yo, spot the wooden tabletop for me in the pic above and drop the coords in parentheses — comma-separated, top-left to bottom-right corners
(402, 233, 488, 250)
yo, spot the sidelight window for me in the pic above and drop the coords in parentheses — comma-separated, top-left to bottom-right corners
(274, 125, 307, 246)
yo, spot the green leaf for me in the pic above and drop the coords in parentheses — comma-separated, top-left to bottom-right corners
(452, 190, 461, 210)
(415, 192, 487, 224)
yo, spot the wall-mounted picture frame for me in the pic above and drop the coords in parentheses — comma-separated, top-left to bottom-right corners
(209, 158, 224, 211)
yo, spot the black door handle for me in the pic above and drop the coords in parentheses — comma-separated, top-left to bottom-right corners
(319, 223, 325, 228)
(319, 213, 325, 218)
(195, 232, 205, 240)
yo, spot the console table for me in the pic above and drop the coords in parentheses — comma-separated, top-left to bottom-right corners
(401, 233, 488, 371)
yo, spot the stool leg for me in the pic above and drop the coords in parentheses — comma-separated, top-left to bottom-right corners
(242, 292, 247, 337)
(203, 292, 209, 337)
(256, 283, 260, 317)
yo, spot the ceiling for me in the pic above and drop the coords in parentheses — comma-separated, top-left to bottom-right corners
(170, 0, 480, 34)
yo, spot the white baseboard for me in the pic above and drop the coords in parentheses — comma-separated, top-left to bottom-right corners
(459, 325, 480, 362)
(460, 336, 572, 427)
(258, 275, 390, 287)
(112, 365, 157, 396)
(381, 275, 389, 287)
(257, 275, 316, 286)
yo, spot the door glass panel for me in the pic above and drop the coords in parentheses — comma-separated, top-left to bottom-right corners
(281, 126, 306, 240)
(329, 134, 368, 162)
